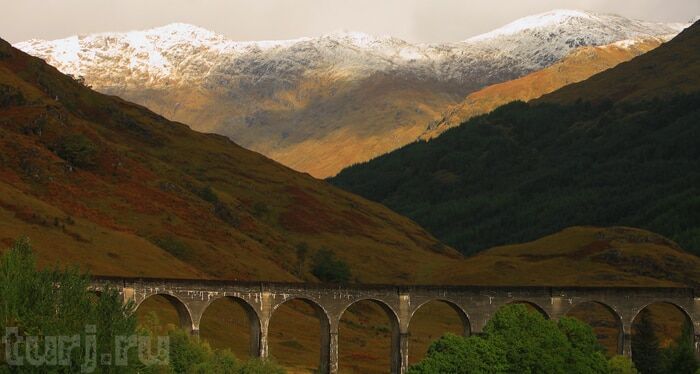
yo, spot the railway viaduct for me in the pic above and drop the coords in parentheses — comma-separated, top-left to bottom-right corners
(91, 277, 700, 374)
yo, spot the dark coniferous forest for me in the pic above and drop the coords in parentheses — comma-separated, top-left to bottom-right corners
(332, 94, 700, 256)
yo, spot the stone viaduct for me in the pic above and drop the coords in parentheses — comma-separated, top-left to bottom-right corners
(91, 277, 700, 374)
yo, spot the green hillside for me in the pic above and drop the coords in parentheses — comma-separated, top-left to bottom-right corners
(330, 22, 700, 256)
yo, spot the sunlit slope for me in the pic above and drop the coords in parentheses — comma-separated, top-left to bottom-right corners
(115, 73, 461, 178)
(331, 22, 700, 256)
(541, 21, 700, 103)
(421, 38, 663, 139)
(0, 37, 459, 282)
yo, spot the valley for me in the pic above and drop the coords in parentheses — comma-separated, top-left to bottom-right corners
(15, 10, 686, 177)
(1, 5, 699, 374)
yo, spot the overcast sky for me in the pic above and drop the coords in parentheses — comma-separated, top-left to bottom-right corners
(2, 0, 699, 43)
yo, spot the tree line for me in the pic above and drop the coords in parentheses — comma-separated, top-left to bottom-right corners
(331, 93, 700, 256)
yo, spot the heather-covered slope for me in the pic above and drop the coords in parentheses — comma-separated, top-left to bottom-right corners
(0, 37, 459, 282)
(331, 22, 700, 256)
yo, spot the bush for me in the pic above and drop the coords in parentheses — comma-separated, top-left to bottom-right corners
(311, 249, 351, 283)
(197, 185, 219, 204)
(0, 83, 26, 107)
(161, 329, 284, 374)
(409, 304, 610, 374)
(213, 202, 239, 227)
(152, 235, 191, 259)
(53, 133, 99, 168)
(195, 186, 239, 226)
(252, 202, 269, 218)
(609, 355, 638, 374)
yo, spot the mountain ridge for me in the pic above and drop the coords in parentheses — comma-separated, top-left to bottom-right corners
(420, 36, 667, 139)
(330, 21, 700, 257)
(14, 10, 687, 177)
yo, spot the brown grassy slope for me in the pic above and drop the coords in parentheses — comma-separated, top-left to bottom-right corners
(434, 226, 700, 287)
(540, 20, 700, 104)
(420, 38, 663, 139)
(0, 37, 460, 282)
(108, 73, 461, 178)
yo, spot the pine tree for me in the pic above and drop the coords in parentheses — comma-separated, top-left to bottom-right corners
(632, 309, 661, 374)
(659, 321, 699, 374)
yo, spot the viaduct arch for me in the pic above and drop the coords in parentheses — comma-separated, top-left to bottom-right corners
(91, 277, 700, 374)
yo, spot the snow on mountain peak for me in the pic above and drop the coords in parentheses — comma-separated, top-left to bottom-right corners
(149, 22, 215, 35)
(464, 9, 688, 44)
(466, 9, 597, 42)
(321, 29, 397, 46)
(14, 11, 689, 91)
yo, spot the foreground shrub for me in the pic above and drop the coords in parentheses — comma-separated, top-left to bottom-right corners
(609, 355, 638, 374)
(409, 304, 610, 374)
(158, 329, 284, 374)
(408, 333, 506, 374)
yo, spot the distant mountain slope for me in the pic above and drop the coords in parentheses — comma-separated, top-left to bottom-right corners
(15, 10, 686, 177)
(539, 16, 700, 103)
(421, 37, 665, 139)
(330, 22, 700, 256)
(0, 37, 461, 283)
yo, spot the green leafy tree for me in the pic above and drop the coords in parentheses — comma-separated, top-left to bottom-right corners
(311, 249, 350, 283)
(485, 305, 566, 373)
(408, 304, 610, 374)
(609, 355, 638, 374)
(0, 237, 138, 372)
(557, 317, 610, 372)
(407, 333, 507, 374)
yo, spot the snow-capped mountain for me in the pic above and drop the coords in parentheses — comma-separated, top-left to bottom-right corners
(15, 10, 688, 177)
(16, 11, 685, 89)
